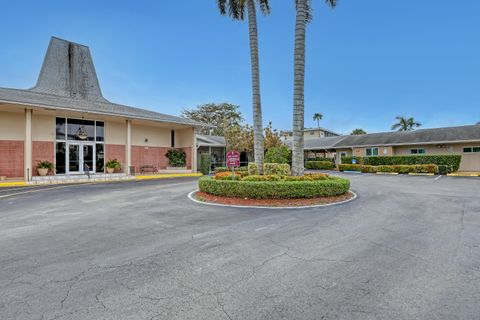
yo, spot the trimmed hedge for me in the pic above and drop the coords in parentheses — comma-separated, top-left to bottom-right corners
(214, 166, 248, 174)
(247, 163, 259, 175)
(305, 161, 335, 170)
(198, 176, 350, 199)
(306, 157, 334, 162)
(339, 164, 438, 174)
(341, 155, 461, 172)
(264, 163, 291, 175)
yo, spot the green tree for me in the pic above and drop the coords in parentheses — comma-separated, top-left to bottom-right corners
(217, 0, 270, 174)
(313, 113, 323, 128)
(265, 145, 291, 164)
(224, 124, 255, 161)
(391, 116, 422, 132)
(264, 122, 284, 151)
(351, 128, 367, 135)
(291, 0, 337, 176)
(181, 103, 243, 136)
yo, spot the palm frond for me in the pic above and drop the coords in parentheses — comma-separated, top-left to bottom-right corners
(257, 0, 271, 15)
(217, 0, 227, 15)
(326, 0, 337, 8)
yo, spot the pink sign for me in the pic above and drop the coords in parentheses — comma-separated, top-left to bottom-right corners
(226, 150, 241, 167)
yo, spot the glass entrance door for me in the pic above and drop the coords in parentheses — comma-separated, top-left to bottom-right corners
(68, 144, 80, 173)
(83, 144, 94, 173)
(67, 143, 96, 174)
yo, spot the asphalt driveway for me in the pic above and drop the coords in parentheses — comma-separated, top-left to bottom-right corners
(1, 174, 479, 320)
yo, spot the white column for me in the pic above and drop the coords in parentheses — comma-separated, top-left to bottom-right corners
(192, 128, 197, 173)
(24, 109, 33, 181)
(126, 120, 132, 174)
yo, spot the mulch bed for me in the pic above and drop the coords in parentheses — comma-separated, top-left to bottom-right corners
(193, 191, 355, 207)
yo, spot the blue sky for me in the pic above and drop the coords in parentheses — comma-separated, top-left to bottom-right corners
(0, 0, 479, 134)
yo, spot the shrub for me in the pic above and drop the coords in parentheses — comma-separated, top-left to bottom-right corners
(214, 171, 245, 180)
(305, 161, 335, 170)
(105, 159, 121, 170)
(339, 164, 438, 174)
(214, 167, 229, 173)
(264, 163, 291, 175)
(283, 173, 329, 181)
(437, 165, 451, 175)
(37, 160, 55, 170)
(264, 146, 291, 164)
(165, 149, 186, 167)
(199, 154, 211, 175)
(247, 163, 259, 175)
(306, 157, 334, 162)
(214, 166, 247, 173)
(338, 164, 375, 173)
(342, 155, 461, 171)
(198, 176, 350, 199)
(241, 175, 283, 182)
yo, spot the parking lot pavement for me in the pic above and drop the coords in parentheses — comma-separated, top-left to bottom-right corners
(1, 175, 479, 320)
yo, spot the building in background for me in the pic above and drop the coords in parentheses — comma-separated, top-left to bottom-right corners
(288, 125, 480, 172)
(281, 127, 340, 141)
(0, 37, 207, 181)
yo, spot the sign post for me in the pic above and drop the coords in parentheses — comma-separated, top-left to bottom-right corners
(226, 150, 241, 181)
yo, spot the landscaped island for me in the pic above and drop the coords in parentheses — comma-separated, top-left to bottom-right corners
(192, 164, 353, 208)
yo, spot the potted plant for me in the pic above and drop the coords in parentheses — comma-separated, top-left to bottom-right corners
(37, 160, 54, 176)
(165, 149, 187, 169)
(105, 159, 121, 174)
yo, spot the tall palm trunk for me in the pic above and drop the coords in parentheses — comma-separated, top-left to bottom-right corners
(291, 0, 308, 176)
(246, 0, 264, 174)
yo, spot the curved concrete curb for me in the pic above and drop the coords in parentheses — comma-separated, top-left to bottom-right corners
(187, 190, 357, 210)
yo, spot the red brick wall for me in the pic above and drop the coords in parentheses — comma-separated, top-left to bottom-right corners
(106, 144, 126, 172)
(0, 140, 24, 178)
(181, 147, 192, 170)
(32, 141, 54, 176)
(131, 146, 169, 173)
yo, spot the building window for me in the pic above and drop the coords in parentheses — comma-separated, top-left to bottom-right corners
(340, 152, 347, 158)
(171, 130, 175, 148)
(96, 144, 104, 172)
(55, 142, 66, 174)
(464, 147, 480, 153)
(411, 148, 426, 154)
(366, 147, 378, 156)
(95, 121, 104, 142)
(56, 117, 66, 140)
(67, 119, 95, 141)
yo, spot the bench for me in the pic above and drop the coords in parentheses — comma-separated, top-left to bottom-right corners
(140, 165, 158, 174)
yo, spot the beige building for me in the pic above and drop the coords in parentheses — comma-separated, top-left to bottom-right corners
(0, 37, 207, 180)
(296, 126, 480, 172)
(281, 127, 340, 140)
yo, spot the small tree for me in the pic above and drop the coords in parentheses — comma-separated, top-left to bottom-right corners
(181, 103, 243, 136)
(264, 122, 284, 151)
(199, 154, 211, 175)
(351, 128, 367, 135)
(224, 124, 255, 161)
(391, 116, 421, 132)
(313, 113, 323, 128)
(265, 145, 291, 164)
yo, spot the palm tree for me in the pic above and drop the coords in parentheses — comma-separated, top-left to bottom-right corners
(217, 0, 270, 174)
(313, 113, 323, 128)
(351, 128, 367, 135)
(291, 0, 337, 176)
(391, 116, 422, 131)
